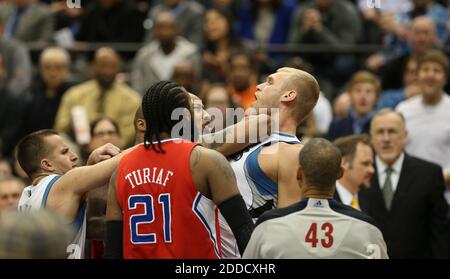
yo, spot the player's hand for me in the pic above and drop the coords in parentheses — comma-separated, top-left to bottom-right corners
(86, 143, 121, 165)
(246, 113, 271, 142)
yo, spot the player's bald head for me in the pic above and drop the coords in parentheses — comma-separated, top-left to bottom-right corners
(299, 138, 342, 191)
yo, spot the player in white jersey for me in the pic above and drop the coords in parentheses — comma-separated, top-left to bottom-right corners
(243, 138, 388, 259)
(16, 129, 130, 259)
(220, 67, 321, 258)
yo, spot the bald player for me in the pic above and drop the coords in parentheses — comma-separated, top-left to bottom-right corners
(243, 138, 388, 259)
(220, 67, 320, 258)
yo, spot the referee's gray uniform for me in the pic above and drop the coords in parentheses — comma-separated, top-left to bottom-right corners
(243, 198, 388, 259)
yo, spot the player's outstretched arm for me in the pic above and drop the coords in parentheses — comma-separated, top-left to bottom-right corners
(201, 114, 270, 157)
(54, 146, 133, 197)
(192, 146, 254, 254)
(104, 169, 123, 259)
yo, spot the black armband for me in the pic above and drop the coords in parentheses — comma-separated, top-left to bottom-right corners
(218, 195, 255, 255)
(104, 220, 123, 259)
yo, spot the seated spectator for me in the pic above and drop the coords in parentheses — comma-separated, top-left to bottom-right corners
(333, 91, 352, 119)
(357, 0, 412, 45)
(289, 0, 362, 86)
(377, 57, 421, 109)
(238, 0, 295, 45)
(202, 7, 244, 88)
(227, 52, 257, 109)
(0, 176, 24, 213)
(0, 0, 53, 47)
(85, 117, 121, 259)
(0, 54, 27, 157)
(202, 83, 235, 130)
(379, 16, 438, 90)
(49, 0, 83, 47)
(146, 0, 204, 46)
(0, 159, 13, 180)
(21, 47, 74, 136)
(396, 49, 450, 186)
(131, 11, 199, 95)
(76, 0, 145, 43)
(327, 71, 380, 141)
(171, 60, 197, 93)
(0, 18, 32, 97)
(55, 48, 141, 148)
(367, 0, 448, 72)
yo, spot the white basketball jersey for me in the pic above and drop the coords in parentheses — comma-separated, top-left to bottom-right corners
(18, 174, 87, 259)
(243, 198, 388, 259)
(219, 132, 301, 258)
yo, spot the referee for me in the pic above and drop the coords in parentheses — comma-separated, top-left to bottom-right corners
(243, 138, 388, 259)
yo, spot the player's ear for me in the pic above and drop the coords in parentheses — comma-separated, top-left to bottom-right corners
(281, 90, 297, 103)
(41, 158, 54, 172)
(137, 118, 146, 133)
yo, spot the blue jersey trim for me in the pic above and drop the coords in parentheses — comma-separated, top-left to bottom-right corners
(245, 136, 301, 198)
(246, 145, 278, 196)
(41, 175, 61, 207)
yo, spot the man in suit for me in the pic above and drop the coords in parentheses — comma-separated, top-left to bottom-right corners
(359, 108, 450, 258)
(0, 0, 53, 46)
(333, 134, 375, 210)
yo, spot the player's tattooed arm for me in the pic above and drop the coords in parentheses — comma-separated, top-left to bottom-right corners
(200, 114, 271, 157)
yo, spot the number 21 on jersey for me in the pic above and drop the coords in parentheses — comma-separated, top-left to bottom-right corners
(305, 222, 334, 248)
(128, 194, 172, 244)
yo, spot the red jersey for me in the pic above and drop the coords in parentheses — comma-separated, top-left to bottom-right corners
(116, 139, 221, 259)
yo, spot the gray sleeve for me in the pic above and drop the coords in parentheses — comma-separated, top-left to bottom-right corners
(242, 224, 265, 259)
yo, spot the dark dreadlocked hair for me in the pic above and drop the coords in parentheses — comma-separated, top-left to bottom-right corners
(142, 80, 191, 153)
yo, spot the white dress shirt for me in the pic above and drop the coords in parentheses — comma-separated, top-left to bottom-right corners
(335, 181, 359, 209)
(375, 153, 405, 193)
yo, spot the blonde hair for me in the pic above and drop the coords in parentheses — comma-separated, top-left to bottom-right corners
(277, 67, 320, 124)
(347, 71, 381, 97)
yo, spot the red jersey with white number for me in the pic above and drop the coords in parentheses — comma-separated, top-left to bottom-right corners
(116, 139, 221, 259)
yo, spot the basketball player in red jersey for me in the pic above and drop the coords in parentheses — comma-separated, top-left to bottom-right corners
(105, 81, 254, 259)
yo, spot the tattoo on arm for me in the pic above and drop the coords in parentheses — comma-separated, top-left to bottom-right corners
(214, 153, 236, 183)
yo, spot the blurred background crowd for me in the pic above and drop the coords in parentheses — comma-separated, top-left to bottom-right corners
(0, 0, 450, 258)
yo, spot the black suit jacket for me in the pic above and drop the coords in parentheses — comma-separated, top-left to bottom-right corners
(359, 154, 450, 258)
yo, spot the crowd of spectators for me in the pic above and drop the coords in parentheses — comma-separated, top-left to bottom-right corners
(0, 0, 450, 258)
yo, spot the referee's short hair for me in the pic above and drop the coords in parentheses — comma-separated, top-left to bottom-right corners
(299, 138, 342, 190)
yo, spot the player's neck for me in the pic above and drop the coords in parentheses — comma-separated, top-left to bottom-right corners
(31, 173, 50, 186)
(302, 188, 333, 200)
(277, 115, 297, 136)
